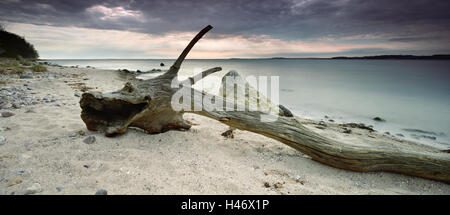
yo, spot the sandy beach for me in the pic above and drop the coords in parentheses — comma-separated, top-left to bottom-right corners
(1, 64, 449, 195)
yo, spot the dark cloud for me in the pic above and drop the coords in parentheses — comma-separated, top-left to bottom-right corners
(1, 0, 449, 38)
(389, 36, 443, 42)
(1, 0, 449, 57)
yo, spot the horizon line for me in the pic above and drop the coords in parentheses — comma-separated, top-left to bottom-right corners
(40, 54, 450, 61)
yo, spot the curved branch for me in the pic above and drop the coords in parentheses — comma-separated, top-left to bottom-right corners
(165, 25, 213, 77)
(184, 67, 222, 85)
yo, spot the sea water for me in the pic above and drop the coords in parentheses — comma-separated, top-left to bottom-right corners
(47, 59, 450, 148)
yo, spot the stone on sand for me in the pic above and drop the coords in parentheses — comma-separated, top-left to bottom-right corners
(373, 116, 386, 122)
(25, 183, 42, 195)
(83, 136, 96, 144)
(95, 189, 108, 195)
(1, 112, 15, 117)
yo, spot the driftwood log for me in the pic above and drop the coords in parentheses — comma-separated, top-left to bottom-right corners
(80, 25, 450, 183)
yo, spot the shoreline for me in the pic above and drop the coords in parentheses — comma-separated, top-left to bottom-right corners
(41, 59, 450, 149)
(1, 63, 450, 194)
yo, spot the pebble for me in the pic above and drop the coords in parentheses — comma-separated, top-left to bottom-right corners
(343, 128, 352, 134)
(10, 170, 25, 175)
(6, 177, 22, 187)
(0, 127, 11, 132)
(1, 112, 15, 117)
(21, 154, 31, 159)
(19, 75, 33, 79)
(83, 164, 90, 169)
(95, 189, 108, 195)
(0, 136, 5, 143)
(25, 183, 43, 195)
(373, 117, 386, 122)
(273, 182, 284, 189)
(83, 136, 96, 144)
(25, 108, 35, 113)
(24, 142, 33, 150)
(56, 187, 64, 192)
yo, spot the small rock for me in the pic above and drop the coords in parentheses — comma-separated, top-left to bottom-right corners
(11, 170, 25, 175)
(0, 136, 5, 143)
(25, 183, 42, 195)
(221, 129, 235, 138)
(78, 130, 85, 135)
(396, 133, 404, 137)
(56, 187, 64, 192)
(341, 123, 374, 132)
(25, 108, 35, 113)
(83, 136, 96, 144)
(0, 127, 11, 132)
(342, 128, 352, 134)
(273, 182, 284, 189)
(263, 182, 271, 188)
(160, 62, 165, 67)
(95, 189, 108, 195)
(6, 177, 23, 187)
(373, 117, 386, 122)
(19, 75, 33, 79)
(1, 112, 15, 117)
(24, 142, 33, 149)
(83, 164, 90, 169)
(21, 154, 31, 159)
(296, 179, 305, 185)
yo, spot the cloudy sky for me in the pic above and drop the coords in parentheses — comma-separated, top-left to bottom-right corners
(1, 0, 449, 59)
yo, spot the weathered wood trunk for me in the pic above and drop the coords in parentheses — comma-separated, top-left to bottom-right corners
(80, 25, 450, 183)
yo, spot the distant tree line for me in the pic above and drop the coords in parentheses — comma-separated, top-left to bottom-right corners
(0, 24, 39, 59)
